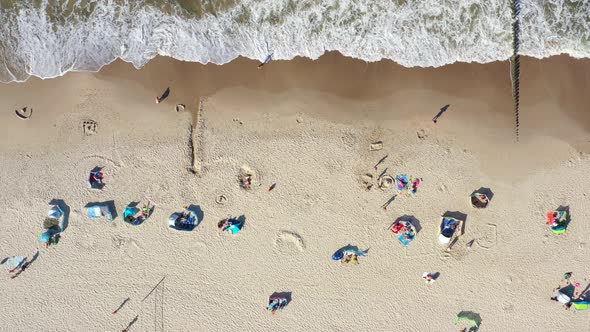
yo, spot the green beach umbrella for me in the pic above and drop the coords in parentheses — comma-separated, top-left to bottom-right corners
(454, 311, 482, 330)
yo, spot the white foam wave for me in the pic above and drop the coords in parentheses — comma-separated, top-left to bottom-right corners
(0, 0, 588, 83)
(519, 0, 590, 59)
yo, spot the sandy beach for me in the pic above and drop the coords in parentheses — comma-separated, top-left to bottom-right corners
(1, 53, 589, 331)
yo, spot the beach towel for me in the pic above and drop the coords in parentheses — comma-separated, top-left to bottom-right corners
(546, 212, 555, 225)
(123, 206, 138, 219)
(398, 232, 415, 246)
(226, 224, 241, 234)
(393, 220, 416, 246)
(87, 205, 113, 220)
(3, 256, 25, 271)
(390, 222, 404, 234)
(47, 205, 64, 219)
(123, 206, 140, 224)
(551, 226, 567, 235)
(410, 177, 421, 195)
(572, 301, 589, 311)
(395, 175, 409, 191)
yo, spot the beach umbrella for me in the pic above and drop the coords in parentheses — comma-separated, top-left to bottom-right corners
(454, 311, 481, 330)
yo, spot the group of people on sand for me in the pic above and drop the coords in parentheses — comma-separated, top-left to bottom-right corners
(551, 272, 589, 311)
(4, 90, 588, 331)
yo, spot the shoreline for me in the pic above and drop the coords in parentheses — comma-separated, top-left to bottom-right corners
(0, 52, 589, 331)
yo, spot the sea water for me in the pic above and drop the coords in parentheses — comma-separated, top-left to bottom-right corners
(0, 0, 587, 83)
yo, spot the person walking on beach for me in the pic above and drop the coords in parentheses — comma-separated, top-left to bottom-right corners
(258, 54, 273, 70)
(432, 104, 450, 123)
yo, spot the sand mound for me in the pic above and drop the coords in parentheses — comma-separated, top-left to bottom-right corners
(274, 231, 305, 254)
(238, 165, 259, 190)
(359, 173, 374, 191)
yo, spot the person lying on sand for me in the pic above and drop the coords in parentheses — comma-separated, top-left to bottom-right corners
(177, 212, 188, 224)
(240, 175, 253, 189)
(422, 272, 436, 284)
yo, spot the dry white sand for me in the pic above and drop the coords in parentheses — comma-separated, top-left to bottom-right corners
(0, 53, 589, 331)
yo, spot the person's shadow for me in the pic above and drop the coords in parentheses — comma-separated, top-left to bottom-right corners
(433, 104, 450, 122)
(123, 315, 138, 332)
(158, 87, 170, 102)
(49, 199, 70, 232)
(26, 250, 40, 267)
